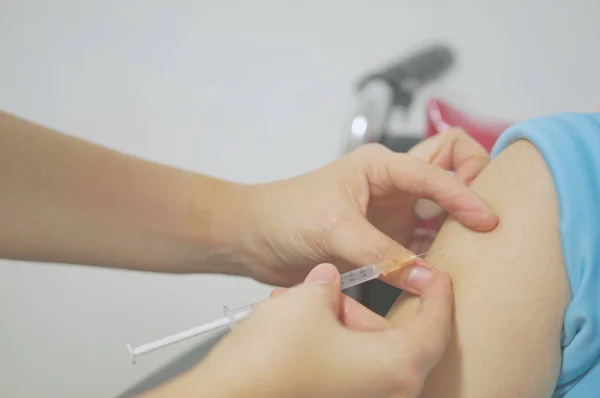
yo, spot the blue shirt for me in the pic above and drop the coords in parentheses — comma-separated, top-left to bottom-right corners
(491, 113, 600, 397)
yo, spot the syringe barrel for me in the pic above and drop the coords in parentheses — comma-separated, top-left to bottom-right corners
(341, 264, 380, 290)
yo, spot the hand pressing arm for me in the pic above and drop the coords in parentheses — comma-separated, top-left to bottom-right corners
(0, 110, 496, 291)
(387, 140, 570, 397)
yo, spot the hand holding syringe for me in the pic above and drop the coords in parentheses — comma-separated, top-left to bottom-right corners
(126, 247, 442, 363)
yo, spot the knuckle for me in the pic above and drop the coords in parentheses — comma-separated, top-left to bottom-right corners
(362, 142, 389, 154)
(410, 163, 434, 192)
(317, 212, 347, 234)
(367, 237, 396, 261)
(443, 126, 468, 138)
(392, 151, 410, 162)
(354, 142, 390, 159)
(313, 212, 351, 255)
(393, 152, 420, 173)
(419, 167, 455, 197)
(444, 127, 488, 153)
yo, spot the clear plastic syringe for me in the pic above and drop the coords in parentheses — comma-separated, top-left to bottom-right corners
(126, 247, 441, 364)
(340, 247, 440, 289)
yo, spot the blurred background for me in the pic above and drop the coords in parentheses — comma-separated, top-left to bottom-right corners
(1, 1, 599, 397)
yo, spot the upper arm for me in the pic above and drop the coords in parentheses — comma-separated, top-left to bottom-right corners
(387, 139, 571, 397)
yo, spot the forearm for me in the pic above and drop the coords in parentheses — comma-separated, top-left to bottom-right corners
(0, 110, 255, 274)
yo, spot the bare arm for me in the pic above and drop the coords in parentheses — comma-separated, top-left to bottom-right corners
(387, 140, 570, 397)
(0, 110, 251, 274)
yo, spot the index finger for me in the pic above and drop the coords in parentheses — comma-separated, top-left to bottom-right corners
(409, 128, 490, 186)
(370, 151, 498, 231)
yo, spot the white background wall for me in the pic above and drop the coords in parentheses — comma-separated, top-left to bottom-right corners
(1, 1, 598, 397)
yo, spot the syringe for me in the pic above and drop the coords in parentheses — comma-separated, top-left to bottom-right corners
(126, 247, 441, 364)
(339, 247, 440, 289)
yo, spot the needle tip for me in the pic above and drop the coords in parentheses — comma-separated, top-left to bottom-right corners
(416, 246, 443, 258)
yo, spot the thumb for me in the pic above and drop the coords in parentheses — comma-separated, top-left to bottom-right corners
(304, 262, 340, 286)
(402, 274, 454, 371)
(330, 214, 437, 294)
(297, 263, 343, 316)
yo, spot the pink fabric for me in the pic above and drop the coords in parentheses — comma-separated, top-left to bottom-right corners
(424, 97, 511, 153)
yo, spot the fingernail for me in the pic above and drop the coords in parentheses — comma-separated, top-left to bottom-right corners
(457, 207, 499, 230)
(406, 266, 436, 292)
(305, 263, 338, 284)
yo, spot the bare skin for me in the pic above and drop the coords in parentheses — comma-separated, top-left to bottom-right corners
(0, 110, 497, 291)
(0, 109, 499, 397)
(387, 140, 571, 397)
(143, 264, 454, 398)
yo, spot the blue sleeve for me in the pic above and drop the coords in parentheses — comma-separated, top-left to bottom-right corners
(491, 113, 600, 397)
